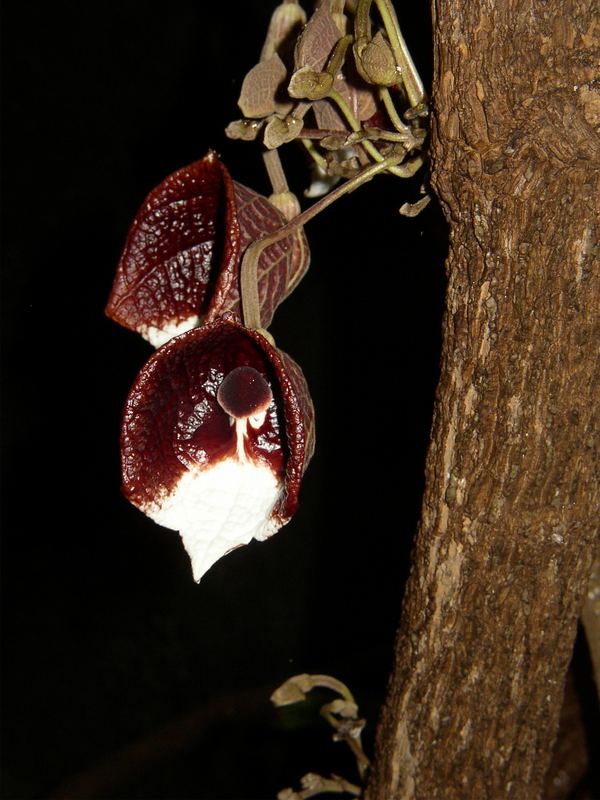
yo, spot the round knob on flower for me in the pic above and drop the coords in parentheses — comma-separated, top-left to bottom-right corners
(217, 366, 274, 463)
(217, 366, 273, 421)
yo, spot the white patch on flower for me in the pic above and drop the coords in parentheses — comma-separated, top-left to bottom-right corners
(147, 459, 283, 582)
(144, 316, 200, 348)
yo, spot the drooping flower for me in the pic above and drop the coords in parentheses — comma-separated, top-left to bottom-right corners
(121, 317, 314, 582)
(106, 153, 314, 581)
(106, 151, 309, 346)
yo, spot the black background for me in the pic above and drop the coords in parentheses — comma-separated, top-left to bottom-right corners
(1, 2, 449, 798)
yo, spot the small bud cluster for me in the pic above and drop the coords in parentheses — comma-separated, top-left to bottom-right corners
(226, 0, 429, 208)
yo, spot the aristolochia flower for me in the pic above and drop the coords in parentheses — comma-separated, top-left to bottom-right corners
(105, 151, 309, 347)
(106, 152, 313, 580)
(120, 317, 314, 581)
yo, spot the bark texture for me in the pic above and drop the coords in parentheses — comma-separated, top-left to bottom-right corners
(366, 1, 599, 798)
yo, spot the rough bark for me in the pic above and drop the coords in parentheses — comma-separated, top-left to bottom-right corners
(365, 1, 599, 798)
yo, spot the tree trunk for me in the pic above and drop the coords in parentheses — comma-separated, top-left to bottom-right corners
(365, 1, 599, 798)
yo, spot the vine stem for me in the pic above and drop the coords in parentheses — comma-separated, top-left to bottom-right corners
(326, 89, 422, 178)
(300, 137, 328, 169)
(356, 0, 424, 109)
(240, 151, 405, 330)
(321, 705, 371, 780)
(378, 86, 411, 134)
(374, 0, 424, 107)
(263, 148, 289, 195)
(327, 87, 386, 164)
(307, 674, 357, 704)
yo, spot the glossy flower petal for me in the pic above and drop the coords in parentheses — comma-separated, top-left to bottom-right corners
(121, 317, 314, 581)
(106, 152, 309, 345)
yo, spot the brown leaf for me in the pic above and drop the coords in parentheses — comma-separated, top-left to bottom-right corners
(293, 3, 378, 128)
(312, 74, 378, 130)
(105, 152, 240, 347)
(312, 96, 347, 132)
(238, 53, 293, 119)
(342, 59, 380, 121)
(294, 2, 341, 72)
(260, 0, 307, 62)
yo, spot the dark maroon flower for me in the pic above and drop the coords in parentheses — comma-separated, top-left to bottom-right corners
(120, 316, 314, 581)
(105, 151, 309, 345)
(106, 151, 314, 580)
